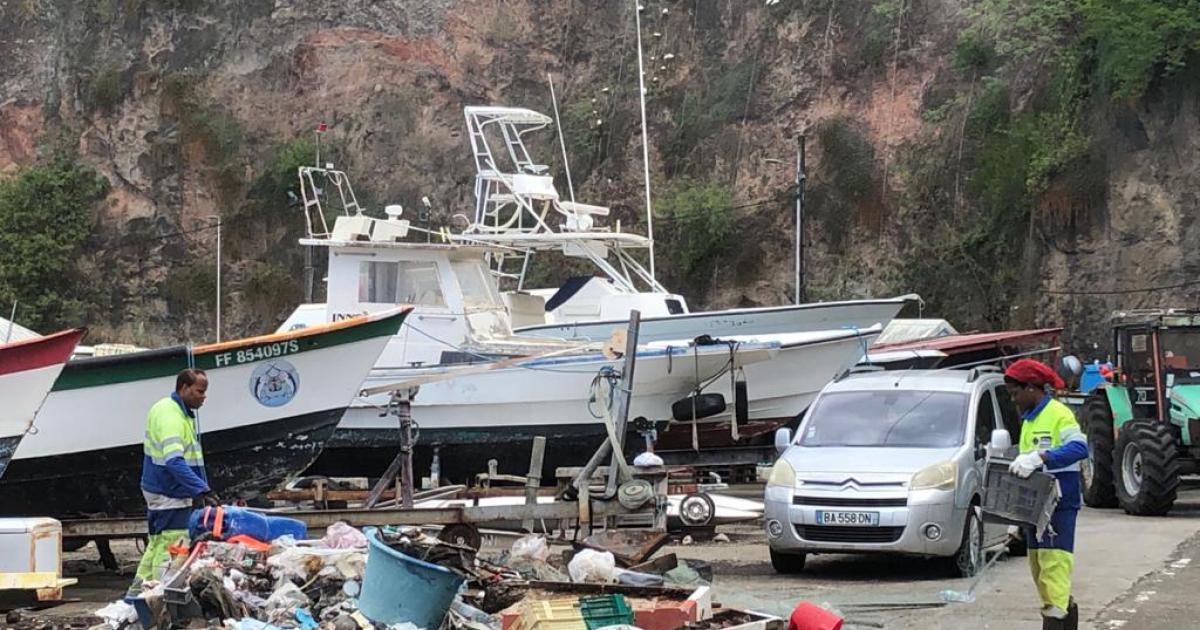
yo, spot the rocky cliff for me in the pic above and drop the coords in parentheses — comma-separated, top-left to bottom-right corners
(1, 0, 1197, 356)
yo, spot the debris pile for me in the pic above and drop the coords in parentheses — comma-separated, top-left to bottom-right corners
(92, 523, 747, 630)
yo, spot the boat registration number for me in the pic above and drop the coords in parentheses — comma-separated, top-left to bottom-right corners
(815, 510, 879, 526)
(215, 340, 301, 367)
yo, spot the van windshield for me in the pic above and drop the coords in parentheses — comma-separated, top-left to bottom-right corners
(799, 390, 968, 448)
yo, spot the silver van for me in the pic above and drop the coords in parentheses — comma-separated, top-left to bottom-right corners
(763, 367, 1021, 576)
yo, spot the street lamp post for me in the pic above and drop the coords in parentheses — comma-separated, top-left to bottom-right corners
(209, 215, 222, 343)
(794, 135, 806, 305)
(765, 135, 807, 305)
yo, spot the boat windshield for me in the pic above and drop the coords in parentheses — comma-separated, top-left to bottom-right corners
(452, 261, 503, 309)
(799, 390, 968, 448)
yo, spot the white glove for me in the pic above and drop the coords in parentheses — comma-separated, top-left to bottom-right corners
(1008, 451, 1044, 478)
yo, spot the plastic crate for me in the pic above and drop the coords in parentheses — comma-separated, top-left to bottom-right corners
(512, 598, 587, 630)
(580, 595, 635, 630)
(981, 459, 1059, 534)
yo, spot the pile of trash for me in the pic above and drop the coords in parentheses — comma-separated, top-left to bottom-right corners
(96, 511, 720, 630)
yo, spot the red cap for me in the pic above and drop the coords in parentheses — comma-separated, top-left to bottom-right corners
(1004, 358, 1065, 389)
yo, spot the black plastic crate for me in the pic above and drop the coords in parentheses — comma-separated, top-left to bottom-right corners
(981, 459, 1059, 534)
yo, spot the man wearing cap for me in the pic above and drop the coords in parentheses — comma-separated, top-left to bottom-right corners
(1004, 358, 1089, 630)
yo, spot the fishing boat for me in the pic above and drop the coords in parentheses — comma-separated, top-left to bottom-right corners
(282, 163, 881, 481)
(0, 308, 409, 518)
(0, 328, 86, 478)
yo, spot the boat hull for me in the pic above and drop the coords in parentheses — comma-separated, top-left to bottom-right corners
(0, 435, 20, 481)
(0, 329, 86, 479)
(0, 409, 341, 517)
(308, 329, 878, 480)
(1, 310, 407, 517)
(312, 422, 609, 482)
(515, 296, 913, 343)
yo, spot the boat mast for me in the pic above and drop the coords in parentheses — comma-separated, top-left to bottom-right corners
(634, 0, 656, 283)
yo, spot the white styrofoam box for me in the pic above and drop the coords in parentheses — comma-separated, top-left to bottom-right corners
(0, 517, 63, 574)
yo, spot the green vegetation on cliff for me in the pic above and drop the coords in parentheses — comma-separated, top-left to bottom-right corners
(0, 153, 110, 332)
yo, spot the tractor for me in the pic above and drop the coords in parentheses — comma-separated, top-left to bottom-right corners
(1080, 309, 1200, 516)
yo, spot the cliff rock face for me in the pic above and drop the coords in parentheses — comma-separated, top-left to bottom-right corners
(1, 0, 1196, 355)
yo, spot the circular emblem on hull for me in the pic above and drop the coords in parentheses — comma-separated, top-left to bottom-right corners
(249, 360, 300, 407)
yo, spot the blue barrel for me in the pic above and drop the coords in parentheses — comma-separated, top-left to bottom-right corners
(1080, 363, 1103, 394)
(189, 506, 308, 542)
(358, 527, 464, 629)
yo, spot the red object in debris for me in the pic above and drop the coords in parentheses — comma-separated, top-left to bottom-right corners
(317, 122, 328, 133)
(787, 601, 843, 630)
(227, 535, 272, 552)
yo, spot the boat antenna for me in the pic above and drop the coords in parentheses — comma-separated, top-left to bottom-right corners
(4, 301, 15, 344)
(633, 0, 656, 282)
(548, 73, 577, 206)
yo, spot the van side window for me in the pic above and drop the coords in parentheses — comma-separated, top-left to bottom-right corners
(995, 385, 1022, 438)
(974, 389, 997, 446)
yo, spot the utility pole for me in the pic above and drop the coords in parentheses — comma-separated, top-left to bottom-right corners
(210, 215, 222, 343)
(795, 135, 807, 305)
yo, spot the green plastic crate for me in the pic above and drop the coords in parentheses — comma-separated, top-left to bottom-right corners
(579, 595, 634, 630)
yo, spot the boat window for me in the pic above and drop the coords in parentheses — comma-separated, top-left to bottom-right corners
(359, 261, 399, 303)
(799, 390, 968, 448)
(451, 261, 501, 308)
(358, 261, 445, 307)
(666, 299, 685, 314)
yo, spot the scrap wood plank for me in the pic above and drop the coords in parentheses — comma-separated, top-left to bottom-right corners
(0, 572, 76, 590)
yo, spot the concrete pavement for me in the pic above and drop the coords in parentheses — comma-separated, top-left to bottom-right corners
(662, 488, 1200, 629)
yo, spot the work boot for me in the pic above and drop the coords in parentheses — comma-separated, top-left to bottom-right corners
(1041, 615, 1066, 630)
(1064, 599, 1079, 630)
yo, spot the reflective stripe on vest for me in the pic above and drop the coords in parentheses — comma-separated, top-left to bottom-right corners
(1020, 398, 1084, 473)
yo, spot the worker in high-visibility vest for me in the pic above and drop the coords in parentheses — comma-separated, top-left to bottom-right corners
(1005, 359, 1088, 630)
(128, 368, 220, 595)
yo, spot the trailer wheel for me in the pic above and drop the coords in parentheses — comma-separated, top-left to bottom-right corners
(1114, 421, 1180, 516)
(678, 493, 716, 528)
(1082, 395, 1118, 508)
(438, 524, 482, 551)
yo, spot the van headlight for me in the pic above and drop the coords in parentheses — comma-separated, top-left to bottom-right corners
(766, 458, 796, 488)
(910, 461, 957, 490)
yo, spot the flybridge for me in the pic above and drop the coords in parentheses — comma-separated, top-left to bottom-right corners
(297, 106, 664, 296)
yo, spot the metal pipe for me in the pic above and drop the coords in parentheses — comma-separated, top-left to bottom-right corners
(605, 310, 642, 497)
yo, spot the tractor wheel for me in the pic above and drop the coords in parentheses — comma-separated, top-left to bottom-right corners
(1114, 421, 1181, 516)
(1081, 396, 1119, 508)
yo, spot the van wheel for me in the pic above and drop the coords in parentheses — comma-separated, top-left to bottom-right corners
(948, 508, 984, 577)
(769, 548, 806, 574)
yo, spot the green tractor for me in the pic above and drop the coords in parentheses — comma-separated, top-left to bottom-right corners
(1080, 310, 1200, 516)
